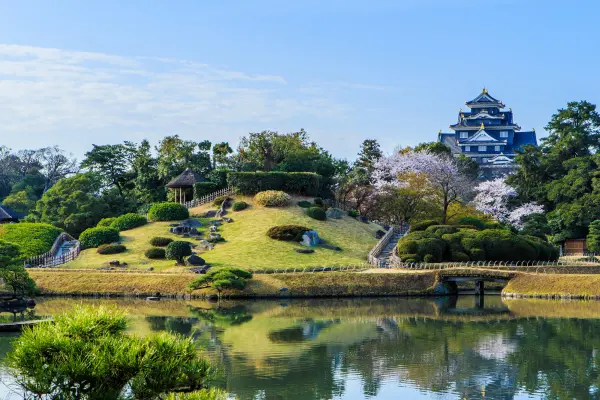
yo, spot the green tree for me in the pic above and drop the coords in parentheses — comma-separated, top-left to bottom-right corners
(0, 240, 20, 268)
(156, 136, 212, 180)
(0, 266, 36, 297)
(356, 139, 383, 177)
(2, 190, 35, 214)
(81, 142, 137, 198)
(211, 142, 233, 169)
(133, 139, 165, 203)
(586, 220, 600, 253)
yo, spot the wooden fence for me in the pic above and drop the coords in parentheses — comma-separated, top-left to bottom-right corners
(182, 187, 235, 209)
(25, 233, 80, 268)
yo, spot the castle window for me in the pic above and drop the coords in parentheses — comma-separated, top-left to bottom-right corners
(465, 146, 470, 152)
(500, 131, 508, 138)
(460, 132, 468, 139)
(494, 145, 501, 151)
(478, 145, 486, 152)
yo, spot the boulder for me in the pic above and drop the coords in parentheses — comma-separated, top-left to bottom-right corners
(209, 220, 222, 226)
(171, 226, 185, 234)
(326, 208, 344, 219)
(181, 219, 202, 228)
(203, 210, 217, 218)
(198, 240, 214, 250)
(146, 267, 154, 272)
(208, 233, 222, 241)
(109, 260, 120, 266)
(189, 228, 200, 236)
(295, 249, 315, 254)
(375, 230, 386, 239)
(189, 265, 211, 274)
(358, 216, 369, 224)
(300, 230, 322, 247)
(222, 217, 233, 223)
(209, 225, 218, 232)
(182, 233, 190, 238)
(186, 254, 206, 266)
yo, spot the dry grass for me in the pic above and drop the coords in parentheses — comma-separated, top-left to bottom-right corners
(29, 270, 437, 297)
(503, 273, 600, 298)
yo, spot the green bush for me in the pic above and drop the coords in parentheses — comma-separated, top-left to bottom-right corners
(97, 217, 117, 228)
(426, 225, 458, 236)
(110, 213, 147, 231)
(145, 247, 166, 259)
(423, 254, 436, 263)
(0, 223, 62, 258)
(213, 196, 228, 206)
(137, 203, 154, 215)
(254, 190, 291, 207)
(313, 197, 324, 207)
(150, 237, 173, 247)
(457, 216, 487, 230)
(193, 182, 219, 198)
(232, 201, 248, 211)
(189, 267, 252, 293)
(227, 172, 321, 195)
(588, 220, 600, 253)
(306, 207, 327, 221)
(297, 200, 312, 208)
(451, 251, 470, 262)
(266, 225, 310, 241)
(469, 248, 486, 261)
(166, 241, 192, 264)
(411, 219, 441, 231)
(0, 241, 20, 268)
(347, 210, 359, 218)
(97, 244, 126, 255)
(148, 202, 189, 221)
(79, 227, 120, 249)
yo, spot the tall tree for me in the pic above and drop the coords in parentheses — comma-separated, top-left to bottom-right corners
(212, 142, 233, 169)
(356, 139, 383, 176)
(81, 142, 137, 198)
(156, 135, 212, 180)
(132, 140, 164, 204)
(38, 146, 78, 191)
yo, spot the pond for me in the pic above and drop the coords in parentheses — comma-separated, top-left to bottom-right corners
(0, 295, 599, 399)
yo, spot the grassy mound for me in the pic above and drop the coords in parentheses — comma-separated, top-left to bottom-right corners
(64, 195, 380, 271)
(0, 223, 62, 258)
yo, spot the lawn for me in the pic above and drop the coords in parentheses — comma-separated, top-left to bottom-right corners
(62, 195, 382, 271)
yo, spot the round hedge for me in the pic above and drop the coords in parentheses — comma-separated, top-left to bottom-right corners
(145, 247, 166, 259)
(297, 200, 312, 208)
(266, 225, 310, 241)
(166, 241, 192, 264)
(232, 201, 248, 211)
(313, 197, 324, 207)
(110, 213, 147, 231)
(149, 237, 173, 247)
(97, 243, 126, 255)
(213, 196, 228, 206)
(96, 217, 117, 228)
(79, 227, 120, 249)
(347, 210, 359, 218)
(254, 190, 291, 207)
(147, 202, 189, 221)
(306, 207, 327, 221)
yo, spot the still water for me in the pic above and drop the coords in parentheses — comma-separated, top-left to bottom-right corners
(1, 296, 600, 400)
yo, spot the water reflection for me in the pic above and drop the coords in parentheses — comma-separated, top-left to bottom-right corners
(10, 296, 600, 399)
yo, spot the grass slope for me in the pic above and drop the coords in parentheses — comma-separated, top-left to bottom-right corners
(0, 222, 62, 257)
(64, 196, 381, 271)
(503, 273, 600, 298)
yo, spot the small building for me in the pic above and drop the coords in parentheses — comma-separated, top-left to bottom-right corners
(438, 88, 538, 179)
(0, 205, 24, 223)
(165, 168, 205, 204)
(563, 239, 587, 256)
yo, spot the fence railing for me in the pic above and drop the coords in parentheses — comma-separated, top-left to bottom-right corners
(182, 187, 235, 209)
(367, 225, 407, 266)
(380, 259, 600, 274)
(25, 233, 81, 268)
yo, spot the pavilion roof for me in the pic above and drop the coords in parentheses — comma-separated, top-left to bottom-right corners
(165, 168, 206, 188)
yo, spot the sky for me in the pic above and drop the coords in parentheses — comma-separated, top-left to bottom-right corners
(0, 0, 599, 161)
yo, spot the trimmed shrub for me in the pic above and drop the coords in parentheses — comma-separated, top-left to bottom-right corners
(97, 244, 126, 255)
(411, 220, 441, 232)
(423, 254, 436, 263)
(254, 190, 291, 207)
(347, 210, 359, 218)
(426, 225, 458, 237)
(313, 197, 324, 207)
(79, 227, 119, 249)
(227, 172, 321, 195)
(213, 196, 228, 207)
(306, 207, 327, 221)
(189, 267, 252, 292)
(267, 225, 310, 241)
(193, 182, 219, 199)
(297, 200, 312, 208)
(147, 202, 189, 221)
(166, 241, 192, 264)
(397, 240, 418, 255)
(457, 216, 487, 230)
(110, 213, 147, 231)
(400, 254, 421, 262)
(0, 223, 62, 258)
(145, 247, 166, 259)
(149, 237, 173, 247)
(232, 201, 248, 211)
(97, 217, 117, 228)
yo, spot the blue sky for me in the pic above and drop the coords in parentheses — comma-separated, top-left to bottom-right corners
(0, 0, 598, 161)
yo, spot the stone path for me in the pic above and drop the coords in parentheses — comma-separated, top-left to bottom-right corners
(376, 233, 404, 267)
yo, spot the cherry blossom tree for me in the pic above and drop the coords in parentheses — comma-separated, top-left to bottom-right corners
(472, 177, 544, 229)
(373, 151, 472, 223)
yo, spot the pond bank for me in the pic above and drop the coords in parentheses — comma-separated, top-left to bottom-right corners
(28, 269, 600, 299)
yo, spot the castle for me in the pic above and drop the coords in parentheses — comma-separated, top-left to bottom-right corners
(437, 89, 537, 178)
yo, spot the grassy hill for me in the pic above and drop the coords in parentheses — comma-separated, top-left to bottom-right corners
(0, 222, 63, 258)
(63, 195, 382, 271)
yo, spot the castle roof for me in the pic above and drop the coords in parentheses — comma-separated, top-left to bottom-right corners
(466, 88, 505, 108)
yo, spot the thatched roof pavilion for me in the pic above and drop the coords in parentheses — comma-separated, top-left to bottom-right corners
(166, 168, 205, 203)
(0, 205, 24, 223)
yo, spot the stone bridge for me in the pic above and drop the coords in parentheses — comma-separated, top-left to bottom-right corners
(434, 269, 516, 297)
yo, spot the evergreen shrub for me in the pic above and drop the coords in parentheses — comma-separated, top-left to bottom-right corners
(254, 190, 291, 207)
(149, 237, 173, 247)
(110, 213, 147, 231)
(97, 217, 117, 228)
(165, 241, 192, 264)
(97, 244, 126, 255)
(411, 219, 441, 231)
(347, 210, 359, 218)
(147, 202, 189, 221)
(145, 247, 166, 259)
(213, 196, 228, 206)
(306, 207, 327, 221)
(79, 227, 119, 249)
(232, 201, 248, 211)
(266, 225, 310, 241)
(587, 220, 600, 253)
(297, 200, 312, 208)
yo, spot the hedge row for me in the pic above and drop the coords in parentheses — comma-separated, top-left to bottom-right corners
(193, 182, 219, 198)
(227, 172, 321, 195)
(109, 213, 147, 231)
(397, 225, 559, 263)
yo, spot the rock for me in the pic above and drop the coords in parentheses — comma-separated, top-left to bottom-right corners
(121, 262, 128, 266)
(191, 244, 198, 249)
(109, 260, 120, 266)
(189, 265, 211, 274)
(209, 225, 218, 232)
(169, 223, 179, 227)
(279, 287, 289, 292)
(382, 224, 391, 231)
(189, 228, 200, 236)
(209, 220, 222, 226)
(375, 230, 386, 239)
(186, 254, 206, 266)
(321, 244, 342, 251)
(198, 240, 214, 250)
(182, 233, 190, 238)
(203, 210, 217, 218)
(181, 219, 202, 228)
(326, 208, 343, 219)
(171, 226, 185, 234)
(296, 249, 315, 254)
(300, 230, 322, 247)
(146, 267, 154, 272)
(222, 217, 233, 223)
(208, 233, 221, 241)
(358, 216, 369, 224)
